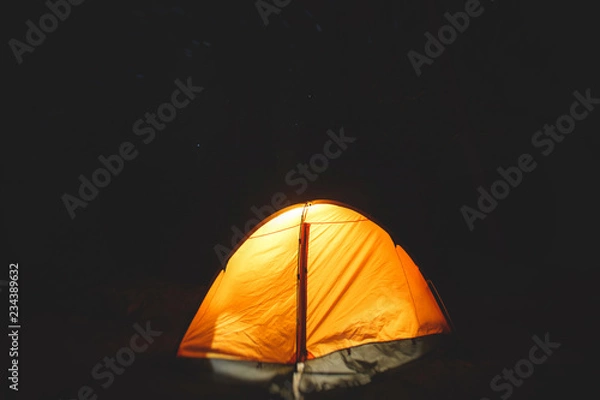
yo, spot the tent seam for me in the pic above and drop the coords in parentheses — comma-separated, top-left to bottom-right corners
(307, 218, 368, 226)
(396, 247, 422, 330)
(248, 224, 300, 239)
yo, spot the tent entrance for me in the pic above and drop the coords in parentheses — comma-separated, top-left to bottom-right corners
(296, 221, 310, 364)
(294, 203, 312, 400)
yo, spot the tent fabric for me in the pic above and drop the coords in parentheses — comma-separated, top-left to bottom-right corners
(177, 200, 451, 395)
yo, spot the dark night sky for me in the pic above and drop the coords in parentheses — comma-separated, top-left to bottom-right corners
(5, 0, 599, 302)
(2, 1, 599, 397)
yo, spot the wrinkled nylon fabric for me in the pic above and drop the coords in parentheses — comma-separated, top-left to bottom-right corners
(177, 202, 450, 363)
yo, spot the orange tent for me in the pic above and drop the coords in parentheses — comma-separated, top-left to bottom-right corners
(178, 200, 452, 398)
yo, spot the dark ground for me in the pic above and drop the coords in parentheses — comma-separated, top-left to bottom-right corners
(3, 1, 598, 399)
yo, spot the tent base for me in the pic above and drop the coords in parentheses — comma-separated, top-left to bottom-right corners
(177, 334, 450, 399)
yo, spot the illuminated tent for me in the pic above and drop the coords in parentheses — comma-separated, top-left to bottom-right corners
(177, 200, 452, 399)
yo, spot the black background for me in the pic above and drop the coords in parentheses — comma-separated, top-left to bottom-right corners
(3, 0, 598, 399)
